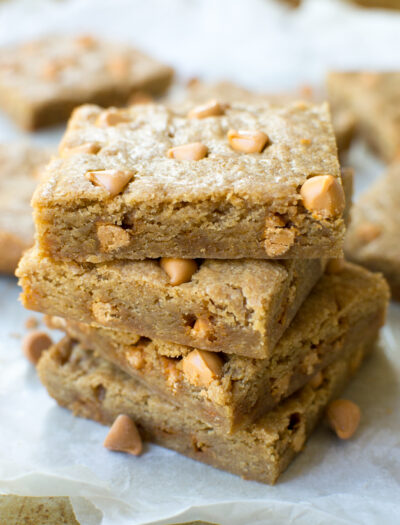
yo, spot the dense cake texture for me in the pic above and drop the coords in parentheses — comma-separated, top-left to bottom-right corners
(327, 72, 400, 161)
(17, 251, 324, 358)
(178, 80, 355, 152)
(48, 263, 389, 432)
(345, 163, 400, 299)
(0, 144, 50, 273)
(37, 335, 376, 485)
(32, 101, 345, 261)
(0, 35, 173, 130)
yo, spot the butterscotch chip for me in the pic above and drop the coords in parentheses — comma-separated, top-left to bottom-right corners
(309, 371, 324, 389)
(300, 175, 345, 218)
(227, 129, 269, 153)
(125, 348, 145, 370)
(85, 169, 133, 196)
(167, 142, 208, 161)
(191, 318, 213, 339)
(356, 222, 382, 243)
(160, 258, 197, 285)
(22, 330, 53, 365)
(103, 414, 142, 455)
(188, 100, 226, 119)
(182, 349, 223, 387)
(75, 35, 97, 49)
(326, 399, 361, 439)
(41, 61, 60, 81)
(97, 224, 130, 252)
(326, 258, 345, 274)
(60, 142, 101, 157)
(107, 56, 131, 78)
(96, 109, 130, 127)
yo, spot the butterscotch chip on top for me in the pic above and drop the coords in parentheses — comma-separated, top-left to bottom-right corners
(177, 80, 355, 154)
(0, 144, 50, 274)
(327, 72, 400, 161)
(0, 35, 173, 130)
(345, 163, 400, 299)
(32, 101, 345, 261)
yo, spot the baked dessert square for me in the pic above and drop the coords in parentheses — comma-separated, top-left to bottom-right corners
(327, 72, 400, 161)
(0, 144, 49, 273)
(0, 35, 173, 130)
(178, 80, 355, 153)
(32, 101, 345, 261)
(345, 162, 400, 299)
(17, 250, 325, 359)
(37, 332, 376, 484)
(47, 263, 389, 433)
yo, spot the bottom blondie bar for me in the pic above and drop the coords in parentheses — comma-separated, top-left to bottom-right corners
(38, 335, 376, 485)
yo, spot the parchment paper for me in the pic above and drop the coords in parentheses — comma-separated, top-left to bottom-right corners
(0, 0, 399, 523)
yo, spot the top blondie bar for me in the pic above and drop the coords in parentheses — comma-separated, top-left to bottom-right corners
(0, 35, 173, 130)
(33, 101, 345, 261)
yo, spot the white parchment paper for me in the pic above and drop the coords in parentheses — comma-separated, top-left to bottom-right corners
(0, 0, 399, 523)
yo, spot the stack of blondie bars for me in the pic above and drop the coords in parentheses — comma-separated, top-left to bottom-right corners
(16, 99, 389, 484)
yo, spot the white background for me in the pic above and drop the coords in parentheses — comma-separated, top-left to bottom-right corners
(0, 1, 399, 524)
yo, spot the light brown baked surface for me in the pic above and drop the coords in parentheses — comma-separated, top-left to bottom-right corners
(0, 495, 80, 525)
(37, 333, 375, 485)
(0, 144, 49, 273)
(32, 101, 345, 261)
(345, 163, 400, 299)
(178, 80, 355, 152)
(17, 249, 325, 358)
(50, 263, 389, 432)
(0, 35, 173, 130)
(327, 72, 400, 161)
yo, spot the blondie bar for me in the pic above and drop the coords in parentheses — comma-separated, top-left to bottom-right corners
(345, 163, 400, 299)
(17, 251, 324, 358)
(327, 72, 400, 161)
(48, 263, 388, 432)
(0, 36, 173, 130)
(0, 144, 49, 273)
(37, 335, 375, 484)
(32, 101, 345, 261)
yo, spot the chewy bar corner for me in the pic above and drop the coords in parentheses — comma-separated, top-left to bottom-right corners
(32, 100, 346, 262)
(0, 35, 173, 130)
(37, 331, 377, 485)
(16, 249, 325, 359)
(52, 262, 390, 434)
